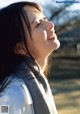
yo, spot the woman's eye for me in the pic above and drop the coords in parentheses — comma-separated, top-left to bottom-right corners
(35, 23, 41, 28)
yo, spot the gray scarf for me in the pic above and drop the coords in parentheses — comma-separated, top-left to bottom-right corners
(14, 57, 57, 114)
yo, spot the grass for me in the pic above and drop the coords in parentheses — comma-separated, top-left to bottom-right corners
(49, 79, 80, 114)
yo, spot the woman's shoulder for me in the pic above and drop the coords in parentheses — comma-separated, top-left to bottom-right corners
(0, 76, 33, 106)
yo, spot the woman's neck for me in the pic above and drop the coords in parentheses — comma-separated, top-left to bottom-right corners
(36, 57, 47, 72)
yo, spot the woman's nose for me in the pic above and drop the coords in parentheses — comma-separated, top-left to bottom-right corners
(45, 20, 54, 31)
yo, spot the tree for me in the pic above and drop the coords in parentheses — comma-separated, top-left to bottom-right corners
(41, 0, 80, 38)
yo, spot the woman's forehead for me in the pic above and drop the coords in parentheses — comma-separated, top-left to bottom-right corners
(24, 5, 41, 13)
(23, 6, 44, 24)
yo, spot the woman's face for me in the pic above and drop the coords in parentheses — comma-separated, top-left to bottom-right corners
(23, 6, 60, 59)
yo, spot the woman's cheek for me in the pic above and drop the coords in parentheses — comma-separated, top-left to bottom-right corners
(32, 29, 45, 40)
(37, 29, 47, 41)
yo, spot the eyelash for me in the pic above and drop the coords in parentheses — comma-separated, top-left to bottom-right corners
(35, 23, 41, 27)
(35, 17, 47, 28)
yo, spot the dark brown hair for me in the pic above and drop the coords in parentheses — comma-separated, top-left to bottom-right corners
(0, 1, 42, 92)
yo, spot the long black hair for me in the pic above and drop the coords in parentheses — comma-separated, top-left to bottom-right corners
(0, 1, 42, 92)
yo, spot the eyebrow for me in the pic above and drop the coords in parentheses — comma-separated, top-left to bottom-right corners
(31, 16, 47, 25)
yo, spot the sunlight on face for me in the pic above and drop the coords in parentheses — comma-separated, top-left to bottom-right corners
(23, 6, 60, 59)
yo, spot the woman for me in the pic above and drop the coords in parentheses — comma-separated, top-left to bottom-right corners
(0, 1, 60, 114)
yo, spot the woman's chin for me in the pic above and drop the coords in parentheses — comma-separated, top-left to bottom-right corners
(55, 40, 60, 49)
(50, 39, 60, 51)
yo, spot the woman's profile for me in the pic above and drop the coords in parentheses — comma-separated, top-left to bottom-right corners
(0, 1, 60, 114)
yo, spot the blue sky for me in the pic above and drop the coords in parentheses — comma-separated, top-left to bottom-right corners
(0, 0, 80, 10)
(0, 0, 36, 8)
(0, 0, 80, 26)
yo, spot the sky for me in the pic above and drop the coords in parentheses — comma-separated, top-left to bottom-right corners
(39, 0, 80, 11)
(67, 4, 80, 10)
(0, 0, 80, 26)
(0, 0, 80, 10)
(0, 0, 36, 9)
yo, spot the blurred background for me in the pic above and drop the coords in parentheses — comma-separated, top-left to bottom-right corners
(1, 0, 80, 114)
(39, 0, 80, 114)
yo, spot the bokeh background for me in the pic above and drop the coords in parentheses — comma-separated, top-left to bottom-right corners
(1, 0, 80, 114)
(39, 0, 80, 114)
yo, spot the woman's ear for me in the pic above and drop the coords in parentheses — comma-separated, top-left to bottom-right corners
(14, 42, 26, 55)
